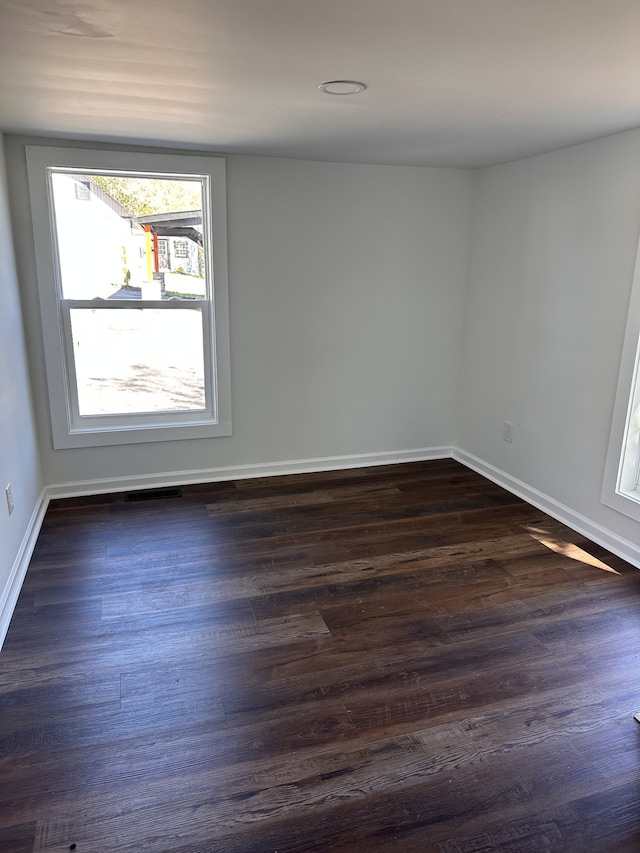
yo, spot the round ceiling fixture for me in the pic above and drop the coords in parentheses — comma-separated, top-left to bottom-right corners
(318, 80, 367, 96)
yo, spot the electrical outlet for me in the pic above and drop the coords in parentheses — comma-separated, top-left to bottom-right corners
(5, 484, 14, 515)
(503, 421, 514, 443)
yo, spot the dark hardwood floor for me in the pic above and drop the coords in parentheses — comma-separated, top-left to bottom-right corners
(2, 459, 640, 852)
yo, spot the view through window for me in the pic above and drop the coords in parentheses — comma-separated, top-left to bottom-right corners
(50, 171, 208, 417)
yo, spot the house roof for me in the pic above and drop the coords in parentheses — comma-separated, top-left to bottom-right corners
(136, 211, 203, 245)
(136, 211, 202, 229)
(73, 176, 135, 220)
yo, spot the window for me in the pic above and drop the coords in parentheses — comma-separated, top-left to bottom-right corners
(173, 240, 189, 258)
(602, 237, 640, 521)
(26, 146, 231, 449)
(74, 179, 91, 200)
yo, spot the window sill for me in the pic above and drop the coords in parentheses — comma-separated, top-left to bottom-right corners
(53, 419, 232, 450)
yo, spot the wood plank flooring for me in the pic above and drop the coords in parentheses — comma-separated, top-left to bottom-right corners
(2, 459, 640, 852)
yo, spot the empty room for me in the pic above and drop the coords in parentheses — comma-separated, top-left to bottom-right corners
(2, 2, 640, 851)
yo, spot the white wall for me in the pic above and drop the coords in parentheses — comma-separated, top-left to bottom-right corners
(456, 128, 640, 551)
(0, 134, 43, 642)
(5, 139, 474, 490)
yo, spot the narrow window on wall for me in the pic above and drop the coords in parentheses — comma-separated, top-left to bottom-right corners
(25, 146, 231, 449)
(602, 238, 640, 521)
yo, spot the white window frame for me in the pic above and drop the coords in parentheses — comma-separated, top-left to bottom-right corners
(25, 146, 231, 449)
(602, 233, 640, 521)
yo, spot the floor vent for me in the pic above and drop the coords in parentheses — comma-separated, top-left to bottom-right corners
(124, 487, 183, 502)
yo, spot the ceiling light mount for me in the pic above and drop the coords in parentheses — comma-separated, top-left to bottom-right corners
(319, 80, 367, 96)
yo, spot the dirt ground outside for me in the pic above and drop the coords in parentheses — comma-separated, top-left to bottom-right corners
(71, 308, 206, 416)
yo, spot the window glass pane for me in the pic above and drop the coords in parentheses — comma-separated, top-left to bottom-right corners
(70, 308, 206, 416)
(49, 171, 207, 301)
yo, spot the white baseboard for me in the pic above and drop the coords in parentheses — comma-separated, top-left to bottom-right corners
(0, 488, 49, 651)
(453, 448, 640, 570)
(46, 446, 453, 499)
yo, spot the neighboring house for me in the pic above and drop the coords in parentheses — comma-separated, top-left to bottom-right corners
(136, 210, 204, 279)
(51, 173, 147, 298)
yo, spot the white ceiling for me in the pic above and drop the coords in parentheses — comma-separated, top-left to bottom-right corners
(1, 0, 640, 168)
